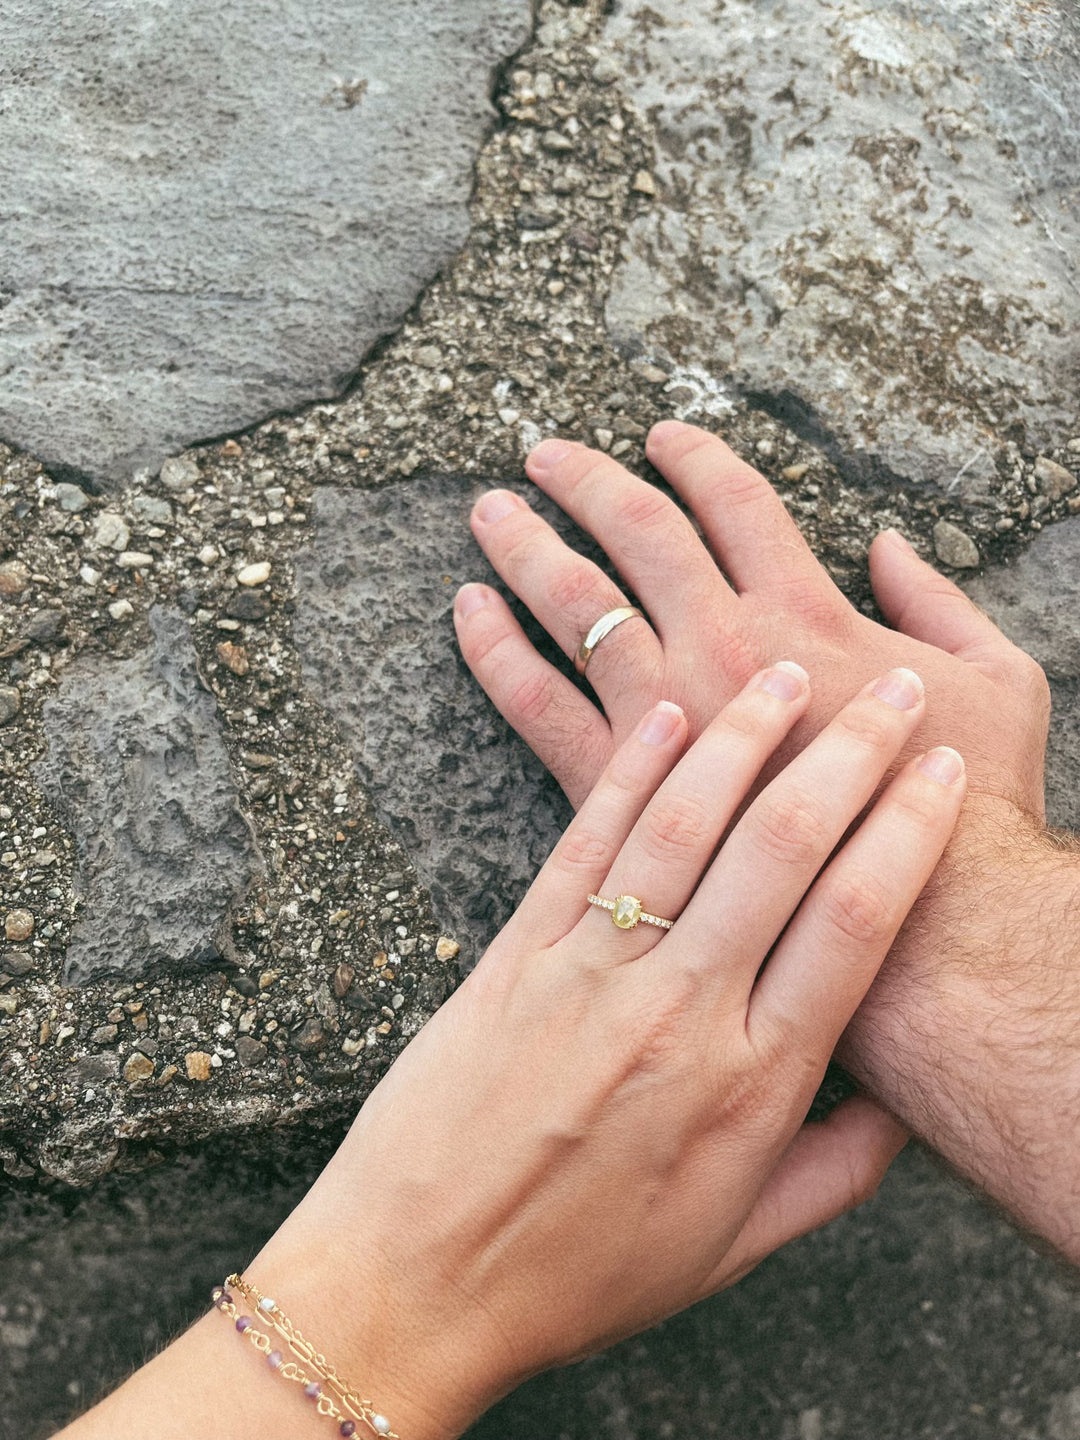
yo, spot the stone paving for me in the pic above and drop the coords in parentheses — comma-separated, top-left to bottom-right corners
(2, 0, 1080, 1434)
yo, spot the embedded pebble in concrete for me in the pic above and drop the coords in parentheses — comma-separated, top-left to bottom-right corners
(604, 0, 1080, 495)
(965, 517, 1080, 829)
(0, 0, 533, 486)
(33, 607, 261, 984)
(293, 479, 572, 964)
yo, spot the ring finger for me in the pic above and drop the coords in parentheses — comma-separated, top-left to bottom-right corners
(470, 488, 665, 721)
(584, 661, 811, 962)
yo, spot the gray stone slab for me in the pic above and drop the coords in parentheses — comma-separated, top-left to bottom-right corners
(0, 0, 532, 487)
(33, 607, 260, 985)
(604, 0, 1080, 495)
(292, 478, 572, 967)
(965, 516, 1080, 831)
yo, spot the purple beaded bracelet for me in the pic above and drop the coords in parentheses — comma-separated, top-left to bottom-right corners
(212, 1278, 396, 1438)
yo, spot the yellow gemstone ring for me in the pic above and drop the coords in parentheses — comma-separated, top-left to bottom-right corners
(587, 893, 674, 932)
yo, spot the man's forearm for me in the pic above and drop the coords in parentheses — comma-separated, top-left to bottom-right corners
(841, 801, 1080, 1259)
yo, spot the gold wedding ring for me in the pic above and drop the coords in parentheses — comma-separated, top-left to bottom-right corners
(587, 893, 674, 931)
(574, 605, 645, 677)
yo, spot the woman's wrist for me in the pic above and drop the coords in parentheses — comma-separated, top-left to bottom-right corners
(245, 1183, 507, 1440)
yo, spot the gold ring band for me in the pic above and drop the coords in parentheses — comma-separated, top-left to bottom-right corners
(575, 606, 645, 676)
(587, 893, 674, 931)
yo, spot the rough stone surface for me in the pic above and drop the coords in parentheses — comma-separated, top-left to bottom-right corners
(966, 517, 1080, 830)
(293, 479, 572, 961)
(0, 0, 532, 486)
(604, 0, 1080, 495)
(33, 607, 261, 985)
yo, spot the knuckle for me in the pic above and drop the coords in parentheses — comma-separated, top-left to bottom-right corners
(819, 871, 894, 947)
(888, 781, 947, 830)
(708, 627, 762, 688)
(614, 486, 675, 533)
(835, 703, 899, 754)
(555, 825, 614, 874)
(467, 621, 512, 669)
(505, 669, 559, 727)
(1016, 652, 1052, 706)
(641, 792, 710, 861)
(750, 789, 828, 868)
(714, 700, 767, 744)
(715, 462, 768, 510)
(547, 561, 610, 615)
(620, 969, 704, 1075)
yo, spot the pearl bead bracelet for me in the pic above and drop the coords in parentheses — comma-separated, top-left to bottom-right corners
(213, 1274, 397, 1438)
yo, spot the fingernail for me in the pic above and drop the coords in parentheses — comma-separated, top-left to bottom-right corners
(527, 439, 573, 473)
(475, 490, 523, 524)
(916, 746, 965, 786)
(647, 419, 690, 449)
(872, 667, 924, 710)
(456, 584, 489, 618)
(757, 660, 809, 702)
(882, 527, 917, 555)
(638, 700, 684, 746)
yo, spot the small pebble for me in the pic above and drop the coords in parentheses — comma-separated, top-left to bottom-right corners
(4, 909, 34, 942)
(91, 1024, 119, 1045)
(781, 463, 811, 482)
(123, 1052, 155, 1084)
(237, 561, 272, 587)
(594, 427, 614, 451)
(0, 561, 31, 596)
(198, 544, 220, 566)
(216, 641, 250, 676)
(117, 551, 154, 569)
(92, 513, 130, 552)
(932, 520, 980, 569)
(79, 565, 100, 586)
(0, 687, 20, 726)
(184, 1050, 214, 1082)
(1033, 455, 1077, 501)
(236, 1036, 268, 1067)
(631, 169, 657, 196)
(108, 599, 135, 620)
(54, 482, 90, 512)
(159, 455, 200, 492)
(633, 363, 669, 385)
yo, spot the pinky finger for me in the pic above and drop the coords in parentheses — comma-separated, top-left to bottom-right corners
(454, 583, 612, 809)
(714, 1097, 908, 1286)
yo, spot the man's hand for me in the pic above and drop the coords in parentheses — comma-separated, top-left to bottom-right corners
(453, 420, 1080, 1258)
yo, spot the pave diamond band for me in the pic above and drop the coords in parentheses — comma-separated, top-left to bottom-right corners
(587, 893, 674, 931)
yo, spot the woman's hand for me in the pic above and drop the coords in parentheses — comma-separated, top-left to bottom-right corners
(250, 664, 965, 1440)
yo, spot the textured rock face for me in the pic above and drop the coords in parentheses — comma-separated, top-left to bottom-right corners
(0, 0, 532, 486)
(966, 518, 1080, 830)
(604, 0, 1080, 495)
(292, 479, 571, 964)
(33, 608, 260, 984)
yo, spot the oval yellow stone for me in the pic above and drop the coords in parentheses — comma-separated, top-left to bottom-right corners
(612, 895, 642, 929)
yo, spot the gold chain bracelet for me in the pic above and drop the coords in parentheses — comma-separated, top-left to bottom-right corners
(212, 1276, 399, 1438)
